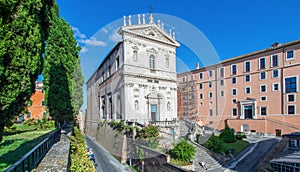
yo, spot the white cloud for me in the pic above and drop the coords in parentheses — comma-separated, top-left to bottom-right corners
(80, 47, 88, 54)
(109, 29, 122, 43)
(101, 28, 109, 34)
(72, 26, 107, 47)
(72, 26, 86, 39)
(79, 37, 107, 47)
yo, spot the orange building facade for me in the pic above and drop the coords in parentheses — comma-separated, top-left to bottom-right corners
(178, 40, 300, 136)
(18, 81, 46, 122)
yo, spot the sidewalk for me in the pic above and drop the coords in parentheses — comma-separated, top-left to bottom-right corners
(35, 123, 73, 172)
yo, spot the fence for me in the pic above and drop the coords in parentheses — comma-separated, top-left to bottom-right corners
(5, 127, 62, 172)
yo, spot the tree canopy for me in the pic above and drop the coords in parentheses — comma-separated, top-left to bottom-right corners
(43, 9, 84, 125)
(0, 0, 54, 142)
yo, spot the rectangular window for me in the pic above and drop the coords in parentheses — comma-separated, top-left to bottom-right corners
(219, 67, 224, 77)
(115, 56, 120, 70)
(165, 57, 169, 68)
(287, 105, 296, 114)
(133, 51, 138, 61)
(272, 83, 280, 91)
(190, 75, 193, 81)
(208, 81, 212, 88)
(260, 71, 266, 80)
(232, 99, 237, 104)
(232, 88, 237, 96)
(245, 74, 250, 82)
(199, 83, 203, 89)
(272, 69, 279, 78)
(220, 90, 224, 97)
(286, 50, 294, 60)
(209, 109, 213, 116)
(259, 57, 266, 69)
(260, 85, 267, 93)
(199, 73, 203, 79)
(245, 61, 251, 72)
(261, 106, 267, 116)
(232, 77, 237, 84)
(199, 94, 203, 99)
(287, 94, 295, 102)
(220, 79, 224, 86)
(208, 70, 213, 78)
(231, 64, 237, 75)
(285, 76, 297, 93)
(260, 96, 267, 101)
(182, 77, 186, 82)
(245, 87, 251, 94)
(42, 100, 45, 106)
(108, 65, 111, 77)
(271, 54, 279, 67)
(232, 108, 238, 116)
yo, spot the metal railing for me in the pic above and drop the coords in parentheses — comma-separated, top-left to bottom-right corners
(5, 127, 61, 172)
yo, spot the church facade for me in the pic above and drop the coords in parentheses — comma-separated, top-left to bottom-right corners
(86, 14, 180, 127)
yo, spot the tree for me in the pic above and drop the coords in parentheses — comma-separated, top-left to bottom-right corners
(220, 124, 236, 143)
(204, 135, 225, 153)
(43, 6, 83, 125)
(170, 140, 196, 162)
(0, 0, 54, 142)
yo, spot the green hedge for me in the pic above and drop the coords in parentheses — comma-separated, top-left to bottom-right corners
(69, 126, 96, 172)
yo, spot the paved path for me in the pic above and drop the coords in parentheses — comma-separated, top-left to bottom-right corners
(86, 136, 133, 172)
(35, 123, 72, 172)
(228, 135, 280, 172)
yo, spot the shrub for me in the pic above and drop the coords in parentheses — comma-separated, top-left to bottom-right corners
(219, 125, 236, 143)
(70, 126, 96, 172)
(139, 125, 159, 139)
(204, 135, 225, 153)
(169, 140, 196, 162)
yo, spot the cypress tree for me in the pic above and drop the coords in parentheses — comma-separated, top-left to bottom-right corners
(0, 0, 54, 142)
(43, 7, 83, 125)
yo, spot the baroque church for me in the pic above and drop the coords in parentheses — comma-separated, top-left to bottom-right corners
(86, 13, 180, 129)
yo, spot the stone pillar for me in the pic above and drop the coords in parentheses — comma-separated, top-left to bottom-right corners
(121, 134, 127, 163)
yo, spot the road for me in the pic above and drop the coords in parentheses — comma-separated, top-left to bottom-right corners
(229, 137, 279, 172)
(85, 136, 133, 172)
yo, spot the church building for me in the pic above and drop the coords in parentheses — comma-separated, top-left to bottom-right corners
(86, 13, 180, 128)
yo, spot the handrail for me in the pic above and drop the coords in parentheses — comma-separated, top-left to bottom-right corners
(5, 127, 61, 172)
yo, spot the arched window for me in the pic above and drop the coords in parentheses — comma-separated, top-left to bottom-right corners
(150, 55, 155, 69)
(135, 100, 139, 110)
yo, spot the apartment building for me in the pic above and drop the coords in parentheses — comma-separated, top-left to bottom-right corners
(178, 40, 300, 136)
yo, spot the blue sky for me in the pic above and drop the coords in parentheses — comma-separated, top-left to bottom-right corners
(56, 0, 300, 110)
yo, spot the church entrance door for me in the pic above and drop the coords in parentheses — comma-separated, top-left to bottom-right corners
(151, 104, 158, 121)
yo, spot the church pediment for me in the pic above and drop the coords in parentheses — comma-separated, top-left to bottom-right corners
(119, 24, 180, 47)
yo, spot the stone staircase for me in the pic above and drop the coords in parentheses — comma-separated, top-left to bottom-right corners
(179, 120, 232, 172)
(192, 142, 230, 172)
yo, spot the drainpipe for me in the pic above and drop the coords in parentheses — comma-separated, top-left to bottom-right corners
(281, 47, 285, 115)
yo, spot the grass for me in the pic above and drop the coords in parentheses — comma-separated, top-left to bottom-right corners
(0, 124, 56, 171)
(222, 139, 249, 155)
(170, 158, 192, 166)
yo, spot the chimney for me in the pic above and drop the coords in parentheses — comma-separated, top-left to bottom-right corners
(196, 63, 200, 69)
(271, 42, 279, 48)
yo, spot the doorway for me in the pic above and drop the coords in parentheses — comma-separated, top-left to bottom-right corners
(244, 105, 253, 119)
(151, 104, 158, 121)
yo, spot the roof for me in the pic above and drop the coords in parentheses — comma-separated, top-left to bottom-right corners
(179, 38, 300, 75)
(271, 151, 300, 164)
